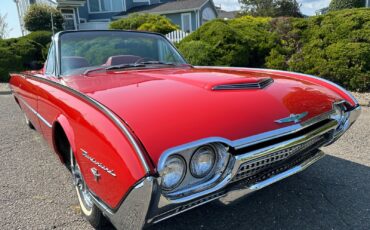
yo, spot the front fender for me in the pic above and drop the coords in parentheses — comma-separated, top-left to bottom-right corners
(52, 114, 76, 162)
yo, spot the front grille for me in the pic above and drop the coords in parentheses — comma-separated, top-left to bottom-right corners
(234, 148, 321, 187)
(233, 134, 328, 182)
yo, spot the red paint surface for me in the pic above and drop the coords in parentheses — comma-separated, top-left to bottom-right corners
(9, 66, 351, 208)
(64, 67, 344, 165)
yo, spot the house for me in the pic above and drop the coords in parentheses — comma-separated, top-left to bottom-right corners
(14, 0, 218, 35)
(315, 7, 328, 16)
(14, 0, 57, 36)
(215, 5, 238, 20)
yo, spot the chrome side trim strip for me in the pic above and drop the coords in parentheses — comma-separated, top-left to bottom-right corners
(17, 95, 52, 128)
(17, 73, 150, 174)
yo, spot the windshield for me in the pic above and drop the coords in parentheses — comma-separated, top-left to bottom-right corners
(59, 31, 187, 76)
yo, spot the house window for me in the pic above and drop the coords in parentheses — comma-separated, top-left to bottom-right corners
(202, 7, 216, 24)
(88, 0, 123, 13)
(181, 13, 192, 33)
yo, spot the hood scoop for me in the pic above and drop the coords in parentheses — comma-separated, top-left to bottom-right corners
(212, 77, 274, 90)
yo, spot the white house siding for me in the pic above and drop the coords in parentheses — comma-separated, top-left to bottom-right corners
(79, 21, 109, 30)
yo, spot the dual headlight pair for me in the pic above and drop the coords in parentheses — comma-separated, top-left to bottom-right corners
(161, 144, 227, 191)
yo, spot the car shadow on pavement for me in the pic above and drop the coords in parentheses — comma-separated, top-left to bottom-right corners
(148, 155, 370, 230)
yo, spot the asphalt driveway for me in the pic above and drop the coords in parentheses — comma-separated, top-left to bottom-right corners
(0, 94, 369, 230)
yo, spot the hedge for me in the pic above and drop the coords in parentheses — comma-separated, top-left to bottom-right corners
(109, 13, 178, 34)
(0, 31, 52, 82)
(178, 8, 370, 91)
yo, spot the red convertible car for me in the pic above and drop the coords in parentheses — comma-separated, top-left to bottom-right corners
(9, 30, 361, 229)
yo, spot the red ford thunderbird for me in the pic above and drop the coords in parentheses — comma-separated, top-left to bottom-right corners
(9, 31, 361, 229)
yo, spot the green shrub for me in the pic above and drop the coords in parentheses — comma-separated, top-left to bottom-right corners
(228, 16, 276, 67)
(177, 41, 216, 66)
(0, 48, 22, 82)
(110, 13, 178, 34)
(24, 31, 52, 46)
(0, 31, 51, 82)
(179, 19, 251, 67)
(265, 8, 370, 91)
(24, 4, 63, 32)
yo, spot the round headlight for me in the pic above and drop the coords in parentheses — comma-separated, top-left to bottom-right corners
(190, 145, 216, 178)
(162, 155, 186, 190)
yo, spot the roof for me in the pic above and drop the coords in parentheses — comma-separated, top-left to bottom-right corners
(217, 10, 238, 19)
(116, 0, 210, 16)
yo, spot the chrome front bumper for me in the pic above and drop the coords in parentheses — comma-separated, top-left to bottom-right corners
(93, 105, 361, 230)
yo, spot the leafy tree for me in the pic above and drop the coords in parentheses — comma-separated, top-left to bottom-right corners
(110, 13, 178, 34)
(239, 0, 276, 16)
(329, 0, 365, 11)
(238, 0, 302, 17)
(24, 4, 64, 32)
(0, 13, 10, 39)
(274, 0, 303, 17)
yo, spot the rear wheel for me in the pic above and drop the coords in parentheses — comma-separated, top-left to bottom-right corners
(70, 148, 108, 229)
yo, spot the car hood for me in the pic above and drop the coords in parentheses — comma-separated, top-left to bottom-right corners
(64, 67, 342, 165)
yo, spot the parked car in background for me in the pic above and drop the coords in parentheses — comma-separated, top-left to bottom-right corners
(9, 30, 361, 230)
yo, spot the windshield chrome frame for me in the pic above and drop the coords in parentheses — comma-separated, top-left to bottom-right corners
(51, 30, 189, 78)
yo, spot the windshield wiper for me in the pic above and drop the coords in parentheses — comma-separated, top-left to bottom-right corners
(105, 63, 146, 70)
(137, 61, 177, 66)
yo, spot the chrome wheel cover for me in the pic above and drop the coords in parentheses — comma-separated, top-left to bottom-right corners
(70, 149, 93, 211)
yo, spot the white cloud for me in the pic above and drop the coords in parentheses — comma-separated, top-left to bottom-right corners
(213, 0, 331, 16)
(298, 0, 331, 15)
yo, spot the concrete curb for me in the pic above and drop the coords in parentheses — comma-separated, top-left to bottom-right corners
(0, 91, 12, 95)
(0, 83, 11, 95)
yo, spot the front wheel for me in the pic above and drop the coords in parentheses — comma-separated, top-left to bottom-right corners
(70, 148, 108, 229)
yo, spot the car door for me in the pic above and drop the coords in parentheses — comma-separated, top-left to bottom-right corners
(36, 42, 59, 145)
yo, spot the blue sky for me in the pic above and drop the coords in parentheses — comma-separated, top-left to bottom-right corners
(1, 0, 331, 38)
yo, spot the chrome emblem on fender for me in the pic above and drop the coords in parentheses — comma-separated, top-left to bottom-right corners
(81, 149, 116, 177)
(275, 112, 308, 124)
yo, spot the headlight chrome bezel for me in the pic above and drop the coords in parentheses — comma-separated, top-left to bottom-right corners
(331, 101, 350, 134)
(159, 142, 231, 196)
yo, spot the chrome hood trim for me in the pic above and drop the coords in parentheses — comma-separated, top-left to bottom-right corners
(212, 78, 274, 90)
